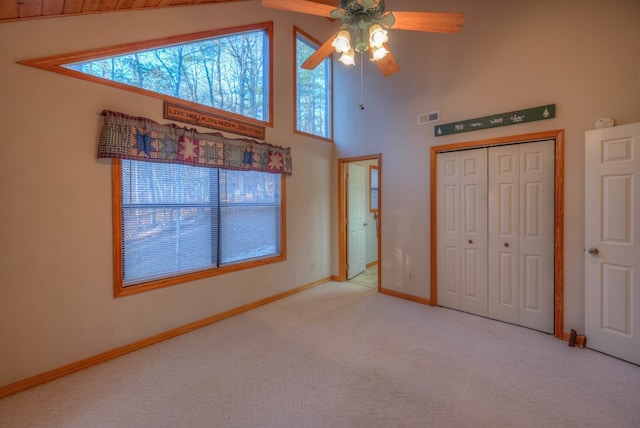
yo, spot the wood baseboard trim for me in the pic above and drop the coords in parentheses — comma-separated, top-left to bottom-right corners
(366, 261, 378, 268)
(0, 276, 332, 399)
(379, 287, 430, 305)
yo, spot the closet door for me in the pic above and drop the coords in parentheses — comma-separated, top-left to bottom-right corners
(488, 141, 555, 333)
(437, 148, 488, 316)
(518, 141, 555, 333)
(488, 145, 520, 325)
(460, 149, 488, 315)
(437, 151, 462, 310)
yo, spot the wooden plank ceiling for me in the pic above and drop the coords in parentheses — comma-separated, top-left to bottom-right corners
(0, 0, 338, 24)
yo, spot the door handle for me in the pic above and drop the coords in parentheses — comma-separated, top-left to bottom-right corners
(588, 247, 599, 255)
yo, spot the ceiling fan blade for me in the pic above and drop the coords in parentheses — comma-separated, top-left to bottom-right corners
(301, 33, 338, 70)
(261, 0, 335, 17)
(391, 11, 464, 34)
(376, 48, 399, 77)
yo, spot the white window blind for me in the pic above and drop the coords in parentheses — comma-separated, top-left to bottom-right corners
(121, 160, 280, 286)
(219, 170, 281, 264)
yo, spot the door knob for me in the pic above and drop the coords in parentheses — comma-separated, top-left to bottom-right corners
(468, 239, 473, 244)
(588, 247, 599, 255)
(504, 242, 509, 248)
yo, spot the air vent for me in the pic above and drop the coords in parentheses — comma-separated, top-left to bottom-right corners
(418, 110, 440, 125)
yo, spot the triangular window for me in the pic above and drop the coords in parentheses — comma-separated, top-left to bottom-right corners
(20, 22, 272, 126)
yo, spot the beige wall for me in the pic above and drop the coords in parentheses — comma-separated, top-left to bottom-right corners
(333, 0, 640, 332)
(0, 3, 336, 386)
(1, 0, 640, 388)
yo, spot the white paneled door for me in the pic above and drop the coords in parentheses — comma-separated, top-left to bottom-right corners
(347, 163, 366, 279)
(585, 123, 640, 365)
(437, 140, 555, 333)
(488, 141, 555, 333)
(437, 148, 488, 316)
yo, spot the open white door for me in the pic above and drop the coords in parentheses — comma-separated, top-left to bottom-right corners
(347, 163, 366, 279)
(585, 123, 640, 365)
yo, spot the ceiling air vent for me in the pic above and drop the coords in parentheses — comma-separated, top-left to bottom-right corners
(418, 110, 440, 126)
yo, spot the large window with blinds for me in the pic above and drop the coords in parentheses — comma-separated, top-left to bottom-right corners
(114, 159, 284, 295)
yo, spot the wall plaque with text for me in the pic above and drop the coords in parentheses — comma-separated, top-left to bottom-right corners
(163, 102, 266, 139)
(435, 104, 555, 137)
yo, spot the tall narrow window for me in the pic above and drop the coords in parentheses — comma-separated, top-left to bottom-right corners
(295, 27, 333, 141)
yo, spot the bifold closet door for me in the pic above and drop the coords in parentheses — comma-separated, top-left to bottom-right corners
(437, 148, 488, 316)
(488, 140, 555, 333)
(437, 140, 555, 333)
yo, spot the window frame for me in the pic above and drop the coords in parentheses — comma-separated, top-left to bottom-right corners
(369, 165, 379, 213)
(112, 159, 287, 297)
(19, 22, 274, 128)
(293, 27, 333, 142)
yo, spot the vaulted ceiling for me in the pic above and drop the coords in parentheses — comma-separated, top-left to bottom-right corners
(0, 0, 338, 24)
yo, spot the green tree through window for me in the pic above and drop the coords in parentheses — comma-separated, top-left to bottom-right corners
(61, 24, 270, 123)
(295, 28, 332, 140)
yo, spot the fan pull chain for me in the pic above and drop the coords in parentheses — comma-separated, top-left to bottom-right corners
(359, 51, 365, 110)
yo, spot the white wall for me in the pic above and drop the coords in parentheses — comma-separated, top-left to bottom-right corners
(0, 3, 336, 386)
(333, 0, 640, 333)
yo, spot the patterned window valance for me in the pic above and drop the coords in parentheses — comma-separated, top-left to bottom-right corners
(98, 110, 292, 176)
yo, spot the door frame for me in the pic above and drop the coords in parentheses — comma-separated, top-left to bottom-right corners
(338, 154, 382, 289)
(430, 130, 565, 339)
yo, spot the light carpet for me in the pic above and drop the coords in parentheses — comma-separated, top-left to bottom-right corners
(1, 281, 639, 427)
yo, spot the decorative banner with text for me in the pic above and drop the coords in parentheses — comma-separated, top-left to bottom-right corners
(163, 101, 266, 140)
(435, 104, 555, 137)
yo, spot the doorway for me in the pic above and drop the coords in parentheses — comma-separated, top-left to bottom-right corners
(338, 154, 382, 290)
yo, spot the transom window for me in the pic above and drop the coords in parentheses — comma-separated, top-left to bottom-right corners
(295, 27, 333, 141)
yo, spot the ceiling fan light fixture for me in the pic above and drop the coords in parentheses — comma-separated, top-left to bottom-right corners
(262, 0, 464, 78)
(338, 49, 356, 66)
(368, 24, 388, 49)
(371, 44, 389, 61)
(332, 29, 352, 53)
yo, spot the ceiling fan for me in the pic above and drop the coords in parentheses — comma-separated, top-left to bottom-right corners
(262, 0, 464, 77)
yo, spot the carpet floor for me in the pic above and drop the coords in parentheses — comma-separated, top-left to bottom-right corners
(1, 281, 639, 427)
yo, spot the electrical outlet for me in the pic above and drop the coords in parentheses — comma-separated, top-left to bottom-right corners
(408, 272, 413, 280)
(311, 262, 316, 271)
